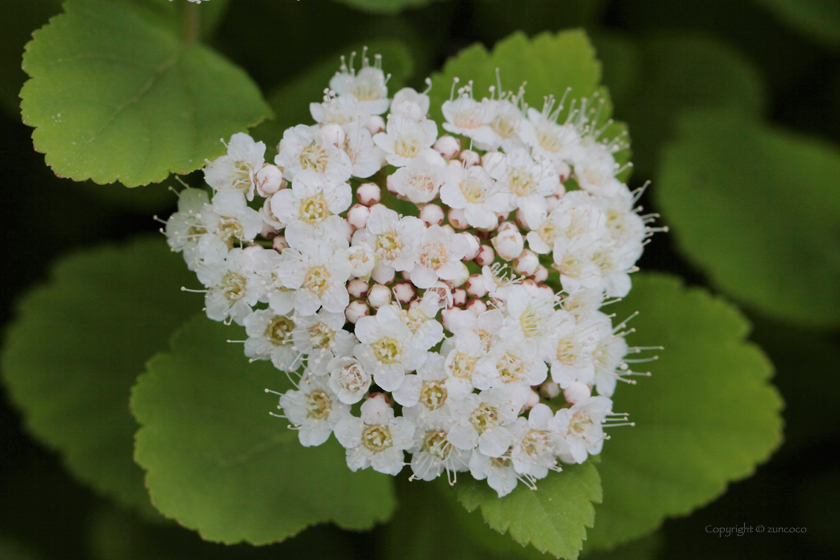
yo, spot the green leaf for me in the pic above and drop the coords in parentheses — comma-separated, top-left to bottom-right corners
(131, 315, 398, 544)
(429, 30, 610, 128)
(20, 0, 271, 187)
(453, 463, 602, 559)
(0, 538, 40, 560)
(594, 33, 765, 177)
(333, 0, 444, 15)
(751, 0, 840, 47)
(656, 110, 840, 327)
(88, 505, 354, 560)
(0, 237, 197, 516)
(252, 39, 414, 146)
(585, 273, 783, 550)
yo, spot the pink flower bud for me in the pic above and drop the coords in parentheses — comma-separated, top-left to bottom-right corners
(427, 282, 453, 308)
(255, 164, 285, 196)
(448, 207, 469, 230)
(365, 115, 386, 136)
(452, 288, 467, 307)
(345, 300, 370, 323)
(545, 195, 562, 213)
(272, 235, 288, 252)
(497, 220, 517, 233)
(465, 298, 487, 316)
(419, 203, 445, 226)
(356, 182, 381, 206)
(441, 224, 456, 235)
(440, 308, 455, 332)
(371, 264, 395, 285)
(515, 208, 531, 231)
(492, 228, 524, 261)
(260, 222, 278, 239)
(513, 249, 539, 276)
(408, 298, 421, 311)
(554, 160, 571, 183)
(465, 274, 488, 298)
(564, 381, 591, 405)
(347, 278, 370, 299)
(347, 204, 370, 229)
(367, 283, 392, 308)
(393, 282, 416, 304)
(540, 380, 560, 400)
(462, 233, 480, 261)
(459, 149, 480, 167)
(433, 134, 460, 159)
(386, 174, 399, 194)
(533, 265, 549, 283)
(474, 244, 495, 266)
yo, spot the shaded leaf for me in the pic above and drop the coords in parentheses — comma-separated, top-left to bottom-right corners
(20, 0, 271, 187)
(751, 0, 840, 47)
(1, 237, 196, 516)
(132, 315, 398, 544)
(586, 273, 783, 549)
(333, 0, 444, 15)
(656, 110, 840, 327)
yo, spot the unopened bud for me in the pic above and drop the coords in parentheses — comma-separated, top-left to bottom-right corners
(356, 182, 381, 206)
(394, 282, 416, 304)
(533, 265, 549, 283)
(255, 164, 285, 196)
(449, 262, 470, 288)
(345, 300, 370, 323)
(448, 207, 468, 230)
(272, 235, 288, 252)
(459, 149, 480, 167)
(462, 233, 480, 261)
(347, 204, 370, 229)
(564, 381, 591, 405)
(554, 160, 572, 183)
(419, 203, 445, 226)
(545, 195, 562, 213)
(433, 134, 460, 159)
(365, 115, 385, 136)
(452, 288, 467, 307)
(540, 380, 560, 400)
(492, 228, 524, 261)
(465, 298, 487, 316)
(367, 283, 392, 308)
(524, 390, 540, 410)
(347, 278, 370, 299)
(371, 265, 395, 285)
(474, 244, 495, 266)
(465, 274, 488, 298)
(513, 249, 539, 276)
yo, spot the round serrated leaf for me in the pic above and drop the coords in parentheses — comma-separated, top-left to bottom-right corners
(585, 273, 783, 550)
(1, 237, 197, 516)
(656, 110, 840, 328)
(20, 0, 271, 187)
(131, 315, 397, 544)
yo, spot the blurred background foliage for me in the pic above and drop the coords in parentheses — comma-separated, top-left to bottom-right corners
(1, 0, 838, 558)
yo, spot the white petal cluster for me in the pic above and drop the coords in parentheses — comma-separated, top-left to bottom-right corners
(163, 52, 661, 498)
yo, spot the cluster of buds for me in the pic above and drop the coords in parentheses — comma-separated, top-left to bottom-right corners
(163, 50, 658, 497)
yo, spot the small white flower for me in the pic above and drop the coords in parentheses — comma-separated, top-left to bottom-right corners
(244, 309, 299, 371)
(373, 115, 438, 167)
(590, 320, 630, 397)
(440, 164, 513, 230)
(292, 310, 356, 374)
(441, 95, 496, 144)
(442, 332, 495, 399)
(310, 93, 369, 126)
(275, 241, 352, 316)
(279, 371, 350, 447)
(486, 339, 548, 407)
(269, 170, 352, 249)
(393, 352, 448, 410)
(469, 449, 518, 498)
(354, 205, 425, 277)
(407, 408, 469, 481)
(390, 87, 431, 121)
(329, 57, 390, 115)
(448, 389, 519, 458)
(395, 293, 445, 349)
(328, 356, 372, 404)
(353, 305, 427, 391)
(553, 395, 613, 463)
(276, 124, 353, 183)
(552, 234, 604, 294)
(574, 143, 623, 198)
(164, 188, 209, 270)
(491, 227, 525, 261)
(389, 150, 447, 204)
(478, 97, 526, 152)
(204, 133, 265, 201)
(509, 404, 565, 479)
(519, 104, 585, 164)
(346, 243, 377, 279)
(200, 191, 264, 248)
(199, 248, 263, 325)
(341, 122, 385, 179)
(547, 312, 599, 388)
(527, 191, 606, 255)
(410, 226, 472, 289)
(485, 149, 559, 229)
(334, 395, 415, 475)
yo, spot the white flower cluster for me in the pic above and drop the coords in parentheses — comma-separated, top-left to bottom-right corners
(164, 51, 659, 497)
